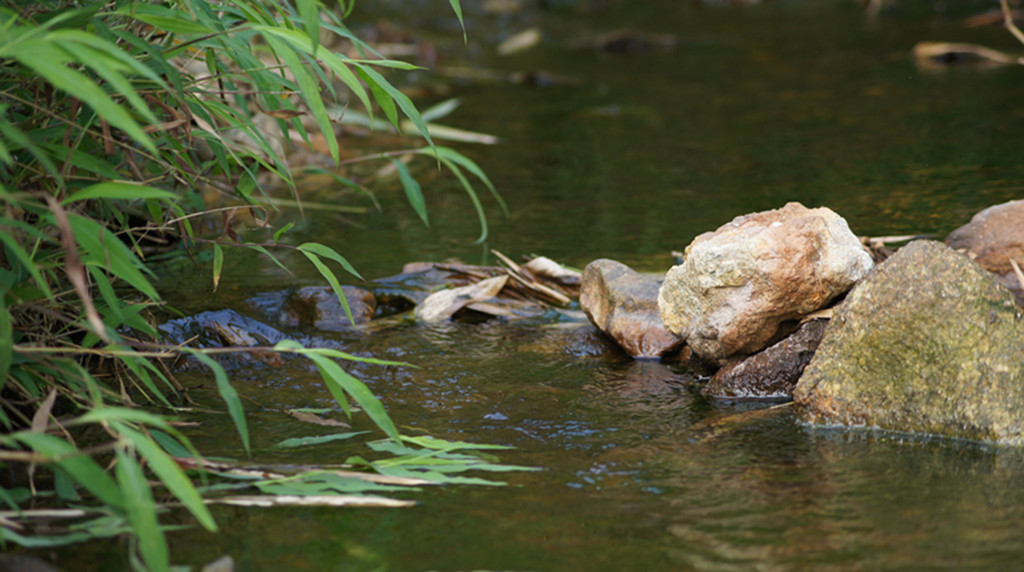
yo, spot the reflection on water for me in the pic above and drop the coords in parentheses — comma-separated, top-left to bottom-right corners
(106, 0, 1024, 569)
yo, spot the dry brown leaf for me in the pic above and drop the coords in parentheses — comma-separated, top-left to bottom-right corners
(415, 275, 509, 322)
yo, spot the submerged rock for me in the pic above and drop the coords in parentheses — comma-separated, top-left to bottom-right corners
(279, 285, 377, 330)
(946, 199, 1024, 305)
(579, 259, 684, 358)
(703, 318, 828, 399)
(659, 202, 872, 364)
(794, 240, 1024, 444)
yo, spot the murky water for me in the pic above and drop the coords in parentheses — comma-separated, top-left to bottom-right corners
(72, 0, 1024, 570)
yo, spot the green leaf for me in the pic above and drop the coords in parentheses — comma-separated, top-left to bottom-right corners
(296, 242, 362, 280)
(115, 5, 216, 36)
(354, 64, 434, 148)
(0, 232, 52, 298)
(273, 222, 294, 243)
(298, 250, 354, 326)
(392, 159, 428, 227)
(115, 451, 169, 572)
(264, 35, 339, 162)
(66, 214, 160, 301)
(12, 432, 123, 509)
(269, 431, 368, 449)
(212, 242, 223, 292)
(62, 182, 177, 205)
(0, 295, 10, 391)
(448, 0, 467, 42)
(114, 423, 218, 532)
(185, 350, 250, 454)
(305, 353, 400, 442)
(11, 39, 155, 154)
(297, 0, 321, 56)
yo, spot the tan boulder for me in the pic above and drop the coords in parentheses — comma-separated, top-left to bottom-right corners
(658, 202, 872, 363)
(580, 259, 684, 358)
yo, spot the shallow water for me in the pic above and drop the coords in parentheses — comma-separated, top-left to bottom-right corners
(68, 0, 1024, 570)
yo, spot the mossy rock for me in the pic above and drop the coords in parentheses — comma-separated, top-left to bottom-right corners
(794, 240, 1024, 444)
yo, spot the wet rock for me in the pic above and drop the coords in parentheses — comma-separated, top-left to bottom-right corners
(159, 309, 289, 368)
(946, 199, 1024, 305)
(580, 259, 684, 358)
(794, 240, 1024, 445)
(703, 318, 828, 399)
(279, 285, 377, 330)
(659, 202, 872, 364)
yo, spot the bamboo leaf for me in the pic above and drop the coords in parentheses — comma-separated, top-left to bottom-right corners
(0, 295, 10, 391)
(269, 432, 368, 449)
(0, 231, 53, 298)
(264, 35, 339, 162)
(212, 242, 223, 292)
(66, 214, 160, 301)
(354, 64, 434, 148)
(297, 0, 321, 56)
(185, 351, 250, 454)
(298, 250, 354, 326)
(305, 353, 400, 442)
(62, 182, 177, 205)
(12, 432, 123, 509)
(296, 242, 362, 280)
(114, 423, 218, 532)
(448, 0, 467, 42)
(392, 159, 429, 227)
(12, 40, 155, 154)
(115, 451, 169, 572)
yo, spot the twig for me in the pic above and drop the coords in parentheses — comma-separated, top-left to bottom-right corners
(1000, 0, 1024, 63)
(1010, 258, 1024, 291)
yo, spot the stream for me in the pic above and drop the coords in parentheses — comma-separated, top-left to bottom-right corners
(67, 0, 1024, 570)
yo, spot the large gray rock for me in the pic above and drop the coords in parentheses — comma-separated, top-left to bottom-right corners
(580, 259, 684, 358)
(703, 318, 828, 399)
(946, 199, 1024, 305)
(658, 202, 872, 364)
(794, 240, 1024, 444)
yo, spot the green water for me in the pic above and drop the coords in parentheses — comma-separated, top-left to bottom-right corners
(69, 0, 1024, 570)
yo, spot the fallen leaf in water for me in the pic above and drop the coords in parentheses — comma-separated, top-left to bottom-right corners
(912, 41, 1018, 66)
(287, 409, 351, 427)
(498, 27, 542, 56)
(521, 256, 582, 287)
(398, 120, 499, 144)
(416, 275, 509, 322)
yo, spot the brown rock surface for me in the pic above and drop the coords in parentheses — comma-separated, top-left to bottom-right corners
(279, 285, 377, 329)
(946, 199, 1024, 304)
(580, 259, 684, 358)
(658, 202, 872, 364)
(703, 318, 828, 399)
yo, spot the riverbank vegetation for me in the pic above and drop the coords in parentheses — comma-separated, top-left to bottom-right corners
(0, 0, 512, 569)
